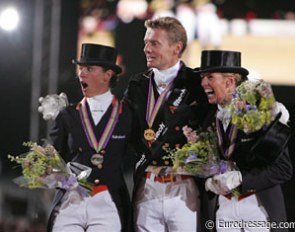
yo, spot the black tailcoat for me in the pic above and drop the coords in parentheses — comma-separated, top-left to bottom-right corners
(203, 109, 293, 232)
(47, 99, 133, 232)
(123, 62, 212, 194)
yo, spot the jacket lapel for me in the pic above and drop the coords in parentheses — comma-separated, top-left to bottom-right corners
(78, 99, 114, 143)
(148, 65, 192, 156)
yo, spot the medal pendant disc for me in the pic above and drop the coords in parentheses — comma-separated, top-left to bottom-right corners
(144, 128, 155, 141)
(91, 153, 104, 166)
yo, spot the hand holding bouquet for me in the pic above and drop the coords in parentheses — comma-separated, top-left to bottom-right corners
(165, 126, 235, 178)
(8, 142, 94, 197)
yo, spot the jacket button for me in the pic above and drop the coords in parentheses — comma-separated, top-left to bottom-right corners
(164, 143, 169, 148)
(94, 179, 100, 185)
(79, 147, 83, 152)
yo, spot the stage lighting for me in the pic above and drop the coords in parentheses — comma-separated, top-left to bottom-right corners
(0, 7, 19, 31)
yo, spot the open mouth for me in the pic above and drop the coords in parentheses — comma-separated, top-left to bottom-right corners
(80, 81, 88, 89)
(205, 89, 215, 97)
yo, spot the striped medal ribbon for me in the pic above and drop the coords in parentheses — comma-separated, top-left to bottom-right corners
(144, 77, 173, 143)
(216, 116, 238, 159)
(79, 96, 120, 168)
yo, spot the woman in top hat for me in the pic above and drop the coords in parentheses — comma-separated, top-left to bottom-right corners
(195, 50, 292, 231)
(47, 43, 132, 232)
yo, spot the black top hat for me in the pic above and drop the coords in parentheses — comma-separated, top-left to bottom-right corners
(72, 43, 122, 74)
(194, 50, 249, 76)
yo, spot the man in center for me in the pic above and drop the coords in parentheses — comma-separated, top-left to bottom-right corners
(124, 16, 211, 231)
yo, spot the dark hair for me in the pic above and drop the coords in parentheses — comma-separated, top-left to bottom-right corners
(101, 66, 118, 89)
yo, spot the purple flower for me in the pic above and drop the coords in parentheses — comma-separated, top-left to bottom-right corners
(246, 105, 257, 111)
(232, 92, 239, 99)
(61, 174, 78, 190)
(219, 161, 229, 174)
(203, 163, 220, 176)
(185, 152, 198, 164)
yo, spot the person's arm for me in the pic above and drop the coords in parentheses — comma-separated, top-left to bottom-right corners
(240, 147, 293, 194)
(49, 109, 70, 162)
(205, 147, 293, 195)
(245, 101, 292, 165)
(122, 74, 139, 110)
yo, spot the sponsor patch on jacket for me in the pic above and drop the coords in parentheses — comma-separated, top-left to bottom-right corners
(173, 89, 187, 107)
(155, 122, 167, 140)
(241, 137, 254, 142)
(112, 135, 126, 139)
(136, 153, 146, 170)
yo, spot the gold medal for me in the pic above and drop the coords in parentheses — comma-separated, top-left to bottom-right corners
(91, 153, 104, 167)
(144, 128, 155, 141)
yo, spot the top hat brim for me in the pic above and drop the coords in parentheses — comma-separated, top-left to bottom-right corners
(194, 66, 249, 76)
(72, 59, 122, 74)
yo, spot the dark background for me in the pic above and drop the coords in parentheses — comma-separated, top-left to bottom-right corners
(0, 0, 294, 229)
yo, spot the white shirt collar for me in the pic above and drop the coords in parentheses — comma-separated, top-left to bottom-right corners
(87, 90, 113, 125)
(217, 104, 227, 112)
(217, 104, 231, 131)
(89, 90, 112, 102)
(153, 61, 181, 87)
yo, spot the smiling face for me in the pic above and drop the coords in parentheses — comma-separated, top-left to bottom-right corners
(201, 72, 237, 106)
(143, 28, 182, 70)
(77, 65, 113, 97)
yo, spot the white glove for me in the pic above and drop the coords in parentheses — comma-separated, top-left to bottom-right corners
(205, 177, 229, 195)
(38, 92, 68, 120)
(205, 171, 242, 195)
(274, 101, 289, 125)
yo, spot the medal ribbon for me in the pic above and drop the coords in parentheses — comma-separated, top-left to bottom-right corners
(79, 96, 120, 153)
(216, 117, 238, 159)
(146, 77, 174, 128)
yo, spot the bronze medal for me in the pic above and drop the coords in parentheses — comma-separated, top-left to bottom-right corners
(91, 153, 104, 167)
(144, 128, 155, 141)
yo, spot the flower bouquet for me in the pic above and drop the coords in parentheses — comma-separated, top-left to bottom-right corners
(8, 142, 94, 197)
(229, 79, 276, 134)
(229, 79, 292, 165)
(164, 126, 235, 178)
